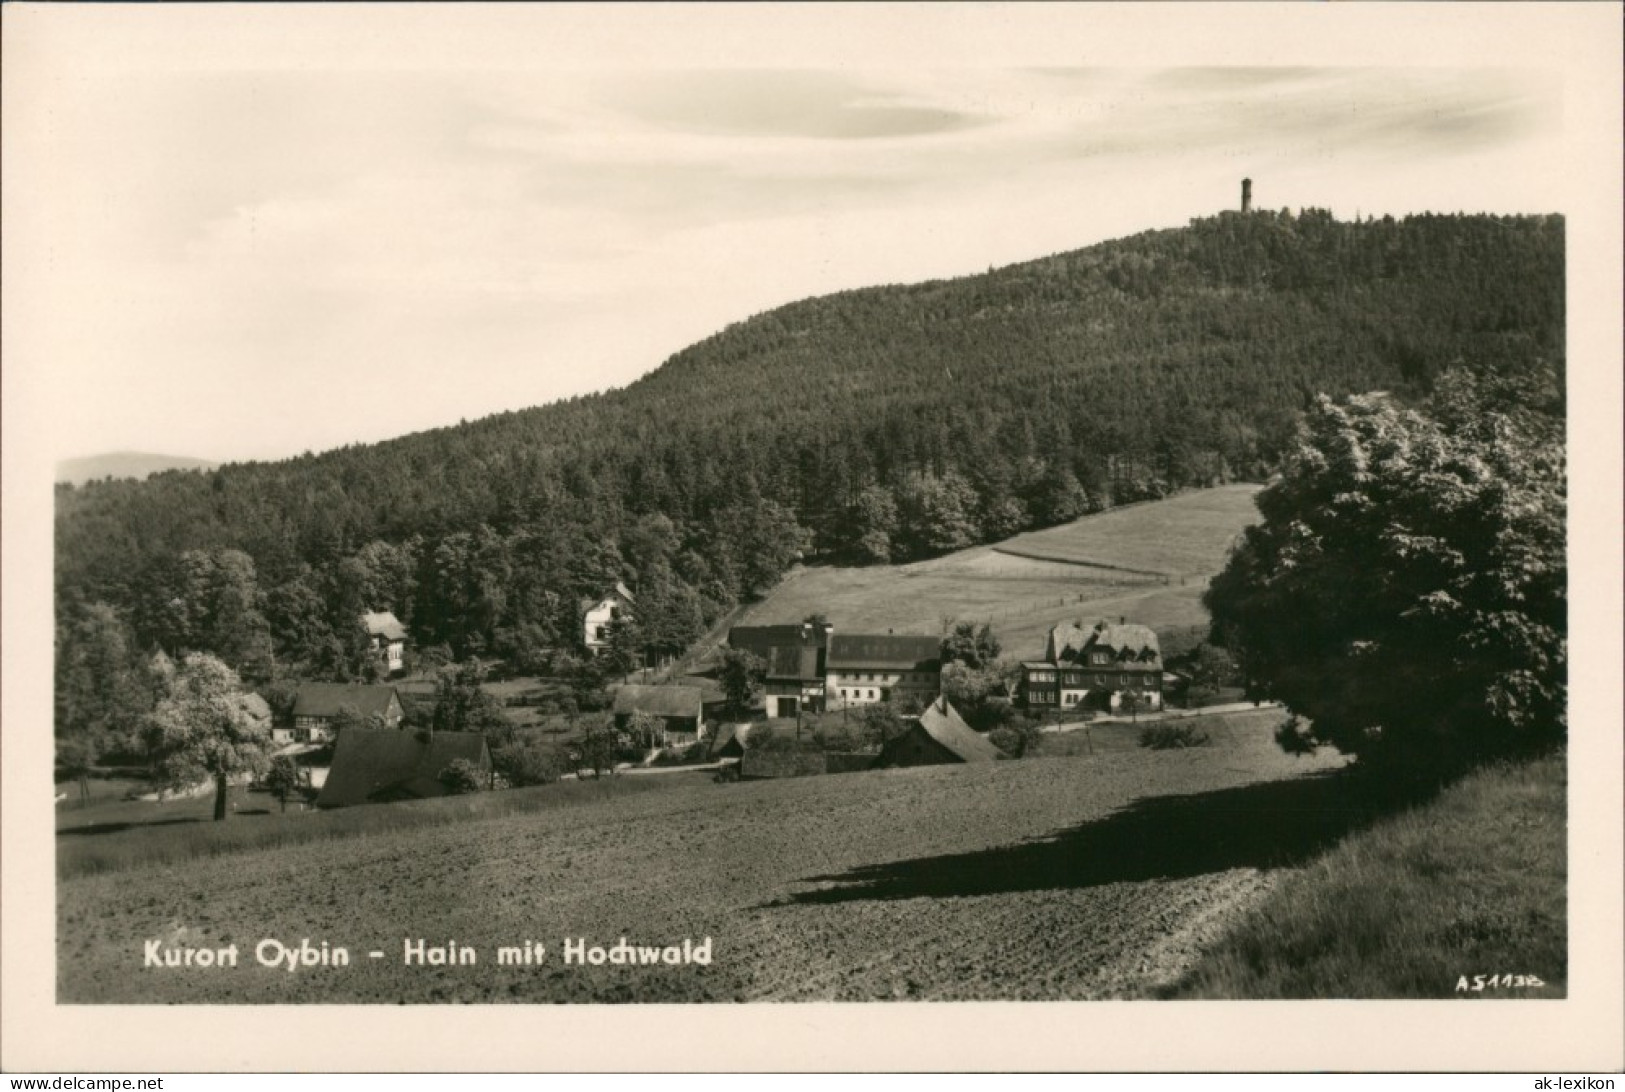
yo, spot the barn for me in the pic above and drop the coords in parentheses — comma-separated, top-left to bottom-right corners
(290, 683, 405, 742)
(872, 697, 1004, 768)
(613, 684, 705, 745)
(315, 728, 492, 809)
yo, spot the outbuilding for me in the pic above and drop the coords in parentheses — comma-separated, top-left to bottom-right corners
(315, 728, 492, 808)
(872, 697, 1004, 768)
(289, 683, 405, 742)
(612, 684, 706, 745)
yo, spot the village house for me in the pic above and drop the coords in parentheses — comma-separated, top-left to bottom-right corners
(581, 581, 636, 656)
(612, 684, 706, 746)
(764, 646, 826, 719)
(1021, 620, 1163, 713)
(315, 728, 491, 809)
(727, 622, 832, 718)
(362, 611, 408, 676)
(289, 682, 406, 742)
(825, 633, 942, 709)
(872, 697, 1004, 768)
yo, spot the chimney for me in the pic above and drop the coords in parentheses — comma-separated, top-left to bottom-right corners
(1241, 178, 1252, 213)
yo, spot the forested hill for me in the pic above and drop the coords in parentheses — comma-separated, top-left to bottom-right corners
(55, 209, 1564, 678)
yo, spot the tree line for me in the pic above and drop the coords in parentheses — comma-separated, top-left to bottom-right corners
(54, 209, 1564, 772)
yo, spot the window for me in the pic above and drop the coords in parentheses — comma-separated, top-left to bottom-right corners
(1120, 675, 1130, 687)
(1092, 651, 1109, 665)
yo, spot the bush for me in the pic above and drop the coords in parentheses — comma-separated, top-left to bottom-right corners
(745, 727, 800, 753)
(493, 737, 567, 787)
(438, 758, 485, 794)
(1139, 724, 1211, 750)
(262, 756, 304, 812)
(811, 722, 866, 753)
(987, 718, 1045, 758)
(987, 727, 1023, 757)
(854, 704, 906, 748)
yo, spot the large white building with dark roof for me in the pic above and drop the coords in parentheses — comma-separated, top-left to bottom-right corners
(825, 633, 942, 709)
(1023, 620, 1163, 713)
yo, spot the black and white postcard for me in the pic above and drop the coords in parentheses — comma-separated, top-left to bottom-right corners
(3, 1, 1620, 1074)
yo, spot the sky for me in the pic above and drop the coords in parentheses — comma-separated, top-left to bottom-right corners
(1, 6, 1582, 466)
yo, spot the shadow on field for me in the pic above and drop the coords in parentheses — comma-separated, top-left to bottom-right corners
(57, 817, 202, 837)
(769, 769, 1429, 906)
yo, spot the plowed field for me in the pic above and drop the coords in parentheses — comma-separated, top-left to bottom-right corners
(59, 712, 1350, 1002)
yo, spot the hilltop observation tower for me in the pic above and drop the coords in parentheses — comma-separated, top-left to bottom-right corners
(1241, 177, 1253, 213)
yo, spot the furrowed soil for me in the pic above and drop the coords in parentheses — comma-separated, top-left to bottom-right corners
(59, 713, 1351, 1003)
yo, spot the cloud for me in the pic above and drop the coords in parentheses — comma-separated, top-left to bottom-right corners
(1041, 69, 1555, 163)
(27, 63, 1565, 463)
(1146, 67, 1324, 91)
(595, 70, 992, 140)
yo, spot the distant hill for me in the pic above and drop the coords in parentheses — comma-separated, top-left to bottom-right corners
(53, 208, 1564, 672)
(57, 452, 215, 487)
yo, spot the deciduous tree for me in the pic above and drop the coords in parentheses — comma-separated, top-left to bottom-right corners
(264, 755, 304, 813)
(717, 648, 765, 714)
(146, 653, 275, 821)
(1205, 366, 1565, 771)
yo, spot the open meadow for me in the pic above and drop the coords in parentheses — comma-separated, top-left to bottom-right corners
(995, 484, 1265, 575)
(58, 708, 1362, 1003)
(734, 484, 1262, 659)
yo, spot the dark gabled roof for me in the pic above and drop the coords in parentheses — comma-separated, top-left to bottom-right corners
(612, 684, 703, 720)
(1046, 621, 1160, 666)
(675, 675, 728, 705)
(292, 683, 402, 720)
(727, 624, 829, 663)
(826, 634, 942, 672)
(362, 611, 407, 641)
(766, 645, 820, 682)
(707, 722, 749, 759)
(915, 697, 1003, 762)
(315, 728, 490, 809)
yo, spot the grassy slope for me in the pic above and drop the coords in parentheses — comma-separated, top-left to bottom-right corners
(1035, 709, 1286, 758)
(56, 775, 687, 880)
(736, 484, 1261, 660)
(996, 485, 1264, 575)
(1164, 753, 1567, 998)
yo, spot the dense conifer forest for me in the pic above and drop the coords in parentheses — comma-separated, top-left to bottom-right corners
(54, 209, 1564, 718)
